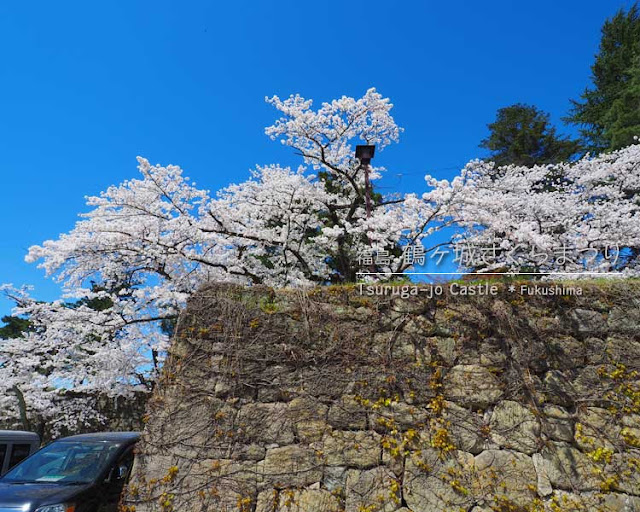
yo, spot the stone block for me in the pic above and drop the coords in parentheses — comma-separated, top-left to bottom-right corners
(328, 395, 368, 430)
(345, 467, 399, 512)
(259, 445, 323, 488)
(489, 400, 540, 454)
(314, 430, 381, 468)
(444, 364, 502, 409)
(237, 402, 295, 445)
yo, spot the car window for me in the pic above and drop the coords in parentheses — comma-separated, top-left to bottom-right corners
(3, 441, 121, 484)
(7, 444, 32, 470)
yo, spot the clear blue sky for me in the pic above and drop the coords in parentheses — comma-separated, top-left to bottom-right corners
(0, 0, 635, 317)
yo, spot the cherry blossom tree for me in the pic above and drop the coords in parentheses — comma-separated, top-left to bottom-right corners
(1, 88, 468, 430)
(0, 283, 154, 436)
(446, 142, 640, 275)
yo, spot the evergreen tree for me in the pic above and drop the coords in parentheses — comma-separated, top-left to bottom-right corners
(0, 315, 31, 339)
(567, 3, 640, 151)
(480, 104, 581, 167)
(602, 59, 640, 150)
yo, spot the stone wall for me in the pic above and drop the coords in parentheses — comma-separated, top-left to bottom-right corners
(124, 281, 640, 511)
(0, 391, 148, 442)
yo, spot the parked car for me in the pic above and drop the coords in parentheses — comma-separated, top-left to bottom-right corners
(0, 431, 139, 512)
(0, 430, 41, 476)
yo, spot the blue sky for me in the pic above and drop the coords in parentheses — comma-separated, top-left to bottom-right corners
(0, 0, 635, 317)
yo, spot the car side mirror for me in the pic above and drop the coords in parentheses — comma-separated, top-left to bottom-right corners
(116, 464, 129, 480)
(105, 464, 128, 484)
(116, 464, 128, 480)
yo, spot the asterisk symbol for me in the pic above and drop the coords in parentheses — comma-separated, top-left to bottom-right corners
(508, 285, 516, 293)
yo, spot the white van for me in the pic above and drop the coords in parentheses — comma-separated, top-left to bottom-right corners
(0, 431, 40, 476)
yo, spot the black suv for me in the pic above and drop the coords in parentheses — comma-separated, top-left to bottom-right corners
(0, 432, 139, 512)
